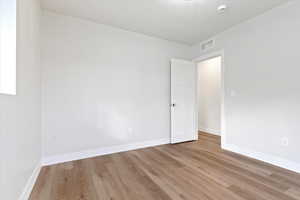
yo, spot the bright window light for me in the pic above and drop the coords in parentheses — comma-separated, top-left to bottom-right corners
(0, 0, 16, 95)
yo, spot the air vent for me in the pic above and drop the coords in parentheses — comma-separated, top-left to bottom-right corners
(201, 39, 215, 51)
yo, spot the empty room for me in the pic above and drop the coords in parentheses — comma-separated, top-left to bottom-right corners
(1, 0, 300, 199)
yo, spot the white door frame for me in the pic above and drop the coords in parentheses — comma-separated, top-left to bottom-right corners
(193, 50, 226, 148)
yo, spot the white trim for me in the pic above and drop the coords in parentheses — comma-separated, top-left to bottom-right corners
(193, 50, 226, 147)
(198, 127, 220, 136)
(18, 163, 41, 200)
(223, 144, 300, 173)
(42, 138, 170, 166)
(194, 61, 199, 141)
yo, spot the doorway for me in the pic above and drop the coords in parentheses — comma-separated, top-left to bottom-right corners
(197, 56, 221, 136)
(194, 51, 225, 147)
(170, 51, 225, 146)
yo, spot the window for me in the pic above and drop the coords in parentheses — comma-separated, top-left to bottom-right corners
(0, 0, 16, 95)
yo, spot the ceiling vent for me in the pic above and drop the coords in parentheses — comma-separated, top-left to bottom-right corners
(201, 39, 215, 51)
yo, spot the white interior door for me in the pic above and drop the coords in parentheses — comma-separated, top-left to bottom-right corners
(171, 59, 197, 144)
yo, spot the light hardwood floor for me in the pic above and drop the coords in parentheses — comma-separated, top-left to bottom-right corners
(30, 132, 300, 200)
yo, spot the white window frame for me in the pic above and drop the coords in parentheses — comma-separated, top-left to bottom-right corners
(0, 0, 17, 95)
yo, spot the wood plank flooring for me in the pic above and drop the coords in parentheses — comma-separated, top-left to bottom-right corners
(30, 132, 300, 200)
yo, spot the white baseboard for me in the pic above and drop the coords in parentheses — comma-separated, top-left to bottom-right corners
(223, 143, 300, 173)
(199, 127, 220, 136)
(18, 163, 41, 200)
(42, 138, 170, 166)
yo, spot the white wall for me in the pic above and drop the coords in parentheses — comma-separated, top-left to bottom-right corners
(41, 12, 192, 159)
(192, 0, 300, 167)
(198, 56, 221, 135)
(0, 0, 41, 199)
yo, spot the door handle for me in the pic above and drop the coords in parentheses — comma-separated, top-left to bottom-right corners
(171, 103, 176, 107)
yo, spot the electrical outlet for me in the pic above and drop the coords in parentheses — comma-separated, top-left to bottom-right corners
(280, 137, 289, 146)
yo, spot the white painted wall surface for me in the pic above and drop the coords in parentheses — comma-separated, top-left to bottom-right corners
(192, 0, 300, 165)
(41, 12, 192, 158)
(198, 57, 221, 135)
(0, 0, 41, 199)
